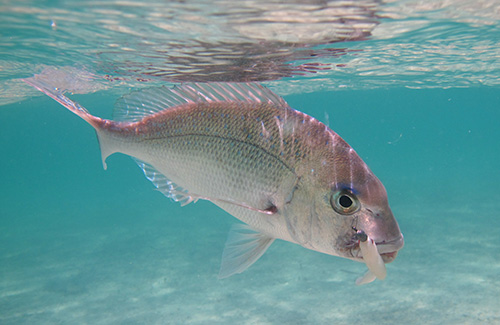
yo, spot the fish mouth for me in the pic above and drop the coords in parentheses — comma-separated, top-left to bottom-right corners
(375, 234, 404, 263)
(348, 233, 404, 263)
(379, 250, 398, 263)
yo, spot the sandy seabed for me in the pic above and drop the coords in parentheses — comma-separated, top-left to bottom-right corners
(1, 195, 499, 325)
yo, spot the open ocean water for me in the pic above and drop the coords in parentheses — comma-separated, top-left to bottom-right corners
(1, 1, 499, 324)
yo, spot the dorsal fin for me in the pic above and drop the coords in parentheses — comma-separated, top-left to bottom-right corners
(113, 82, 288, 122)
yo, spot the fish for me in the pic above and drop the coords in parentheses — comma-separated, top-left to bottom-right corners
(24, 77, 404, 284)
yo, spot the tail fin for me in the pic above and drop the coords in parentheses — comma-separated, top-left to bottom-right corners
(23, 77, 100, 126)
(24, 76, 116, 169)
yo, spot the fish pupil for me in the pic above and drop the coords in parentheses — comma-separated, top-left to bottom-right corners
(339, 195, 353, 208)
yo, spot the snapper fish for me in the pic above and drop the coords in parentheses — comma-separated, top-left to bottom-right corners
(25, 77, 404, 285)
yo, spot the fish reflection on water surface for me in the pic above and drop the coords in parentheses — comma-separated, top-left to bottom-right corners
(25, 77, 403, 285)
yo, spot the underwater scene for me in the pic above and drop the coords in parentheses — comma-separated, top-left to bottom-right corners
(1, 1, 499, 324)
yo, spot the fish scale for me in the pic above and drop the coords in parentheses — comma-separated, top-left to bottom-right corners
(138, 101, 310, 166)
(24, 78, 403, 284)
(129, 102, 302, 215)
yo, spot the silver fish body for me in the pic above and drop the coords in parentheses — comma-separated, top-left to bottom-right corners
(25, 80, 403, 282)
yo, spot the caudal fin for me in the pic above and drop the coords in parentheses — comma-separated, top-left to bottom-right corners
(23, 77, 100, 126)
(24, 76, 117, 169)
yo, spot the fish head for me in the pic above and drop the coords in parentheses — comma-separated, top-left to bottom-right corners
(286, 138, 404, 264)
(324, 146, 404, 264)
(330, 174, 404, 264)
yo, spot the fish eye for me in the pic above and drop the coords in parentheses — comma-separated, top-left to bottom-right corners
(330, 190, 360, 215)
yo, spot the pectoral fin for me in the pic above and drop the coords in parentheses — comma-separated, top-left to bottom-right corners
(134, 158, 279, 214)
(134, 158, 198, 206)
(219, 224, 275, 279)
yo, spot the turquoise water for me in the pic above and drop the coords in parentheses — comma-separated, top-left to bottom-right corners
(1, 1, 500, 324)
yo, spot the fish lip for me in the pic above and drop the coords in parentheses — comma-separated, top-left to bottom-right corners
(376, 234, 404, 263)
(380, 251, 398, 263)
(348, 233, 404, 263)
(377, 233, 404, 254)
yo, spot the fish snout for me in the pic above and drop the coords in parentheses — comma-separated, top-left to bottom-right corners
(354, 207, 404, 263)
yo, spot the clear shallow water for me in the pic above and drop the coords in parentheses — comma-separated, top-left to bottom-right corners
(2, 88, 499, 324)
(1, 1, 500, 324)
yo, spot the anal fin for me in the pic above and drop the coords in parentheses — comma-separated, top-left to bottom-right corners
(219, 224, 275, 278)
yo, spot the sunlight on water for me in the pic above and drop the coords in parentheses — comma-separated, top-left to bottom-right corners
(1, 0, 499, 106)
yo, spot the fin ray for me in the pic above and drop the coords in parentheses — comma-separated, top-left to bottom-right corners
(219, 224, 275, 278)
(133, 158, 198, 206)
(113, 82, 289, 122)
(24, 77, 93, 123)
(133, 158, 279, 213)
(24, 76, 116, 170)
